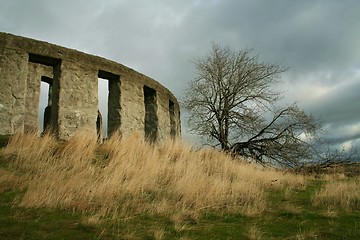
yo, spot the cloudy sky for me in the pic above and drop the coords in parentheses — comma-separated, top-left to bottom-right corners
(1, 0, 359, 150)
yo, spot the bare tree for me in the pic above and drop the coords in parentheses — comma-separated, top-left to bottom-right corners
(184, 44, 321, 167)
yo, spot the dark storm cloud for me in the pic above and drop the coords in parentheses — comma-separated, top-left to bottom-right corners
(178, 0, 360, 74)
(1, 0, 359, 149)
(305, 77, 360, 149)
(313, 80, 360, 125)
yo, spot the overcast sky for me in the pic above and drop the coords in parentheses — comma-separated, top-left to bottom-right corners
(1, 0, 359, 150)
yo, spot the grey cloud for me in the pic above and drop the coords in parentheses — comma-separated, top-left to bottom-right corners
(187, 0, 360, 75)
(307, 79, 360, 124)
(1, 0, 359, 149)
(323, 132, 360, 146)
(305, 78, 360, 149)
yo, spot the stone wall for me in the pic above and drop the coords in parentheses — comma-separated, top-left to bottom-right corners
(0, 32, 181, 140)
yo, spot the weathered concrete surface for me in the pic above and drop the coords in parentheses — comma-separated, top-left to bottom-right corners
(24, 63, 52, 132)
(0, 48, 28, 135)
(0, 32, 181, 140)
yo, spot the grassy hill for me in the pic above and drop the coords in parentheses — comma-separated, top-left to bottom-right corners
(0, 132, 359, 239)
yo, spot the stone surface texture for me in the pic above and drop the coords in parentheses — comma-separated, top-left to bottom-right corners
(0, 32, 181, 140)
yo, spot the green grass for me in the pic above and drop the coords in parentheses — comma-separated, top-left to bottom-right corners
(0, 191, 98, 240)
(1, 184, 359, 239)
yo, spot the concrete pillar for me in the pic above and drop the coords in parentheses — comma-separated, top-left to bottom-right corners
(57, 60, 98, 139)
(0, 48, 28, 135)
(120, 79, 144, 136)
(24, 64, 53, 133)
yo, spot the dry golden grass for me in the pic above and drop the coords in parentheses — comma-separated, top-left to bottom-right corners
(312, 179, 360, 210)
(247, 224, 264, 240)
(0, 130, 307, 218)
(81, 215, 103, 227)
(295, 229, 319, 240)
(152, 228, 166, 240)
(0, 169, 23, 193)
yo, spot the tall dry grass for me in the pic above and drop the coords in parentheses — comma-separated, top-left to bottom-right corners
(312, 179, 360, 210)
(1, 130, 306, 218)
